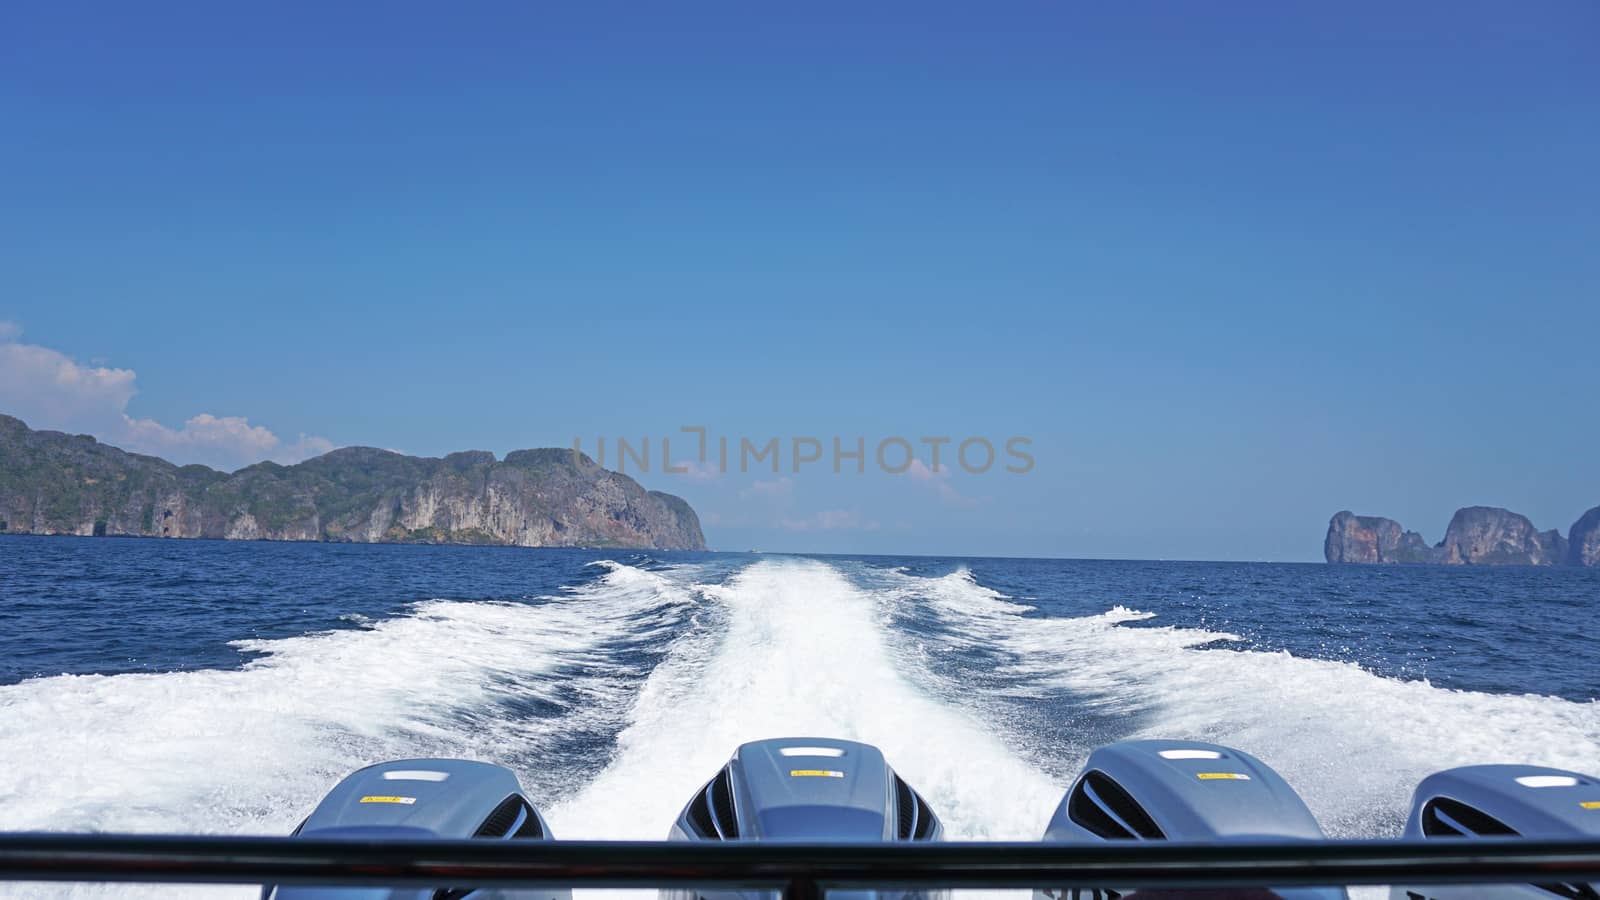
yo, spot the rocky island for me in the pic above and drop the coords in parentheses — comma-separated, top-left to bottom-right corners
(0, 414, 705, 549)
(1326, 505, 1600, 566)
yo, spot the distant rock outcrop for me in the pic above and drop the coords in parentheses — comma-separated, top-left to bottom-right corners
(1437, 506, 1565, 566)
(0, 414, 706, 550)
(1323, 512, 1433, 564)
(1325, 504, 1600, 566)
(1569, 506, 1600, 567)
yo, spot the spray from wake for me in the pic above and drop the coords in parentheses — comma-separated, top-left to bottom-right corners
(548, 558, 1064, 841)
(0, 560, 695, 839)
(879, 566, 1600, 838)
(3, 555, 1594, 900)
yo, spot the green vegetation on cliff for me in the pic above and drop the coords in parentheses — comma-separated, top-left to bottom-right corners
(0, 415, 706, 550)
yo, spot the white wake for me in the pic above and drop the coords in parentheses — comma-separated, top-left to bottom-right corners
(547, 558, 1064, 841)
(0, 560, 695, 837)
(2, 556, 1596, 900)
(880, 565, 1600, 839)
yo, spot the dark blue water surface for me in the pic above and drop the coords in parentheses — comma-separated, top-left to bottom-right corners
(0, 535, 659, 681)
(1, 534, 1594, 701)
(0, 533, 1596, 849)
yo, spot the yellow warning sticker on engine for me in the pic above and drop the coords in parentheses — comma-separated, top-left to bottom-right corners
(359, 795, 417, 804)
(1581, 801, 1600, 810)
(790, 769, 845, 778)
(1196, 773, 1251, 781)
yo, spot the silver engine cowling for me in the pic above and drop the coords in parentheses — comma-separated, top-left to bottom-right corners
(666, 736, 943, 900)
(268, 758, 569, 900)
(1036, 739, 1346, 900)
(1390, 764, 1600, 900)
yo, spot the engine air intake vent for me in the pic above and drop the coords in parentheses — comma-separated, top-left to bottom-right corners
(892, 775, 938, 841)
(894, 776, 916, 840)
(708, 766, 740, 839)
(686, 778, 719, 839)
(1416, 798, 1588, 899)
(473, 794, 543, 839)
(1067, 771, 1165, 840)
(1420, 797, 1519, 838)
(513, 801, 544, 839)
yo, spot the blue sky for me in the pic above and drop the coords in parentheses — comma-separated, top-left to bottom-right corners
(3, 1, 1597, 560)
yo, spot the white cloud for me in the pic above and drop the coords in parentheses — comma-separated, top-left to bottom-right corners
(0, 340, 139, 433)
(670, 458, 723, 481)
(120, 413, 281, 461)
(905, 457, 983, 508)
(286, 434, 338, 460)
(120, 414, 336, 468)
(779, 509, 881, 531)
(0, 329, 335, 471)
(741, 476, 794, 500)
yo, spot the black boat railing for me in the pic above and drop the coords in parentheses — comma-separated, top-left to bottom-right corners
(0, 834, 1598, 897)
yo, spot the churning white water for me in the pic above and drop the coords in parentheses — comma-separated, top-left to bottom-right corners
(0, 557, 1595, 899)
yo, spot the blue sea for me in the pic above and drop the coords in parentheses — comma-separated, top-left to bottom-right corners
(0, 535, 1596, 896)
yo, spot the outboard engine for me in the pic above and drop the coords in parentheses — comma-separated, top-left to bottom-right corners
(1390, 764, 1600, 900)
(1036, 740, 1345, 900)
(267, 758, 568, 900)
(666, 736, 943, 900)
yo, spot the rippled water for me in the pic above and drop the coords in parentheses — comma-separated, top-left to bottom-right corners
(0, 535, 1596, 897)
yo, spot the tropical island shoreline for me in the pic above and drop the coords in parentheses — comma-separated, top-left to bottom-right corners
(0, 414, 706, 550)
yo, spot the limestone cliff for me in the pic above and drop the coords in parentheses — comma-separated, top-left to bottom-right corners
(1325, 504, 1597, 566)
(1568, 506, 1600, 567)
(1436, 507, 1564, 566)
(0, 414, 706, 550)
(1323, 511, 1433, 564)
